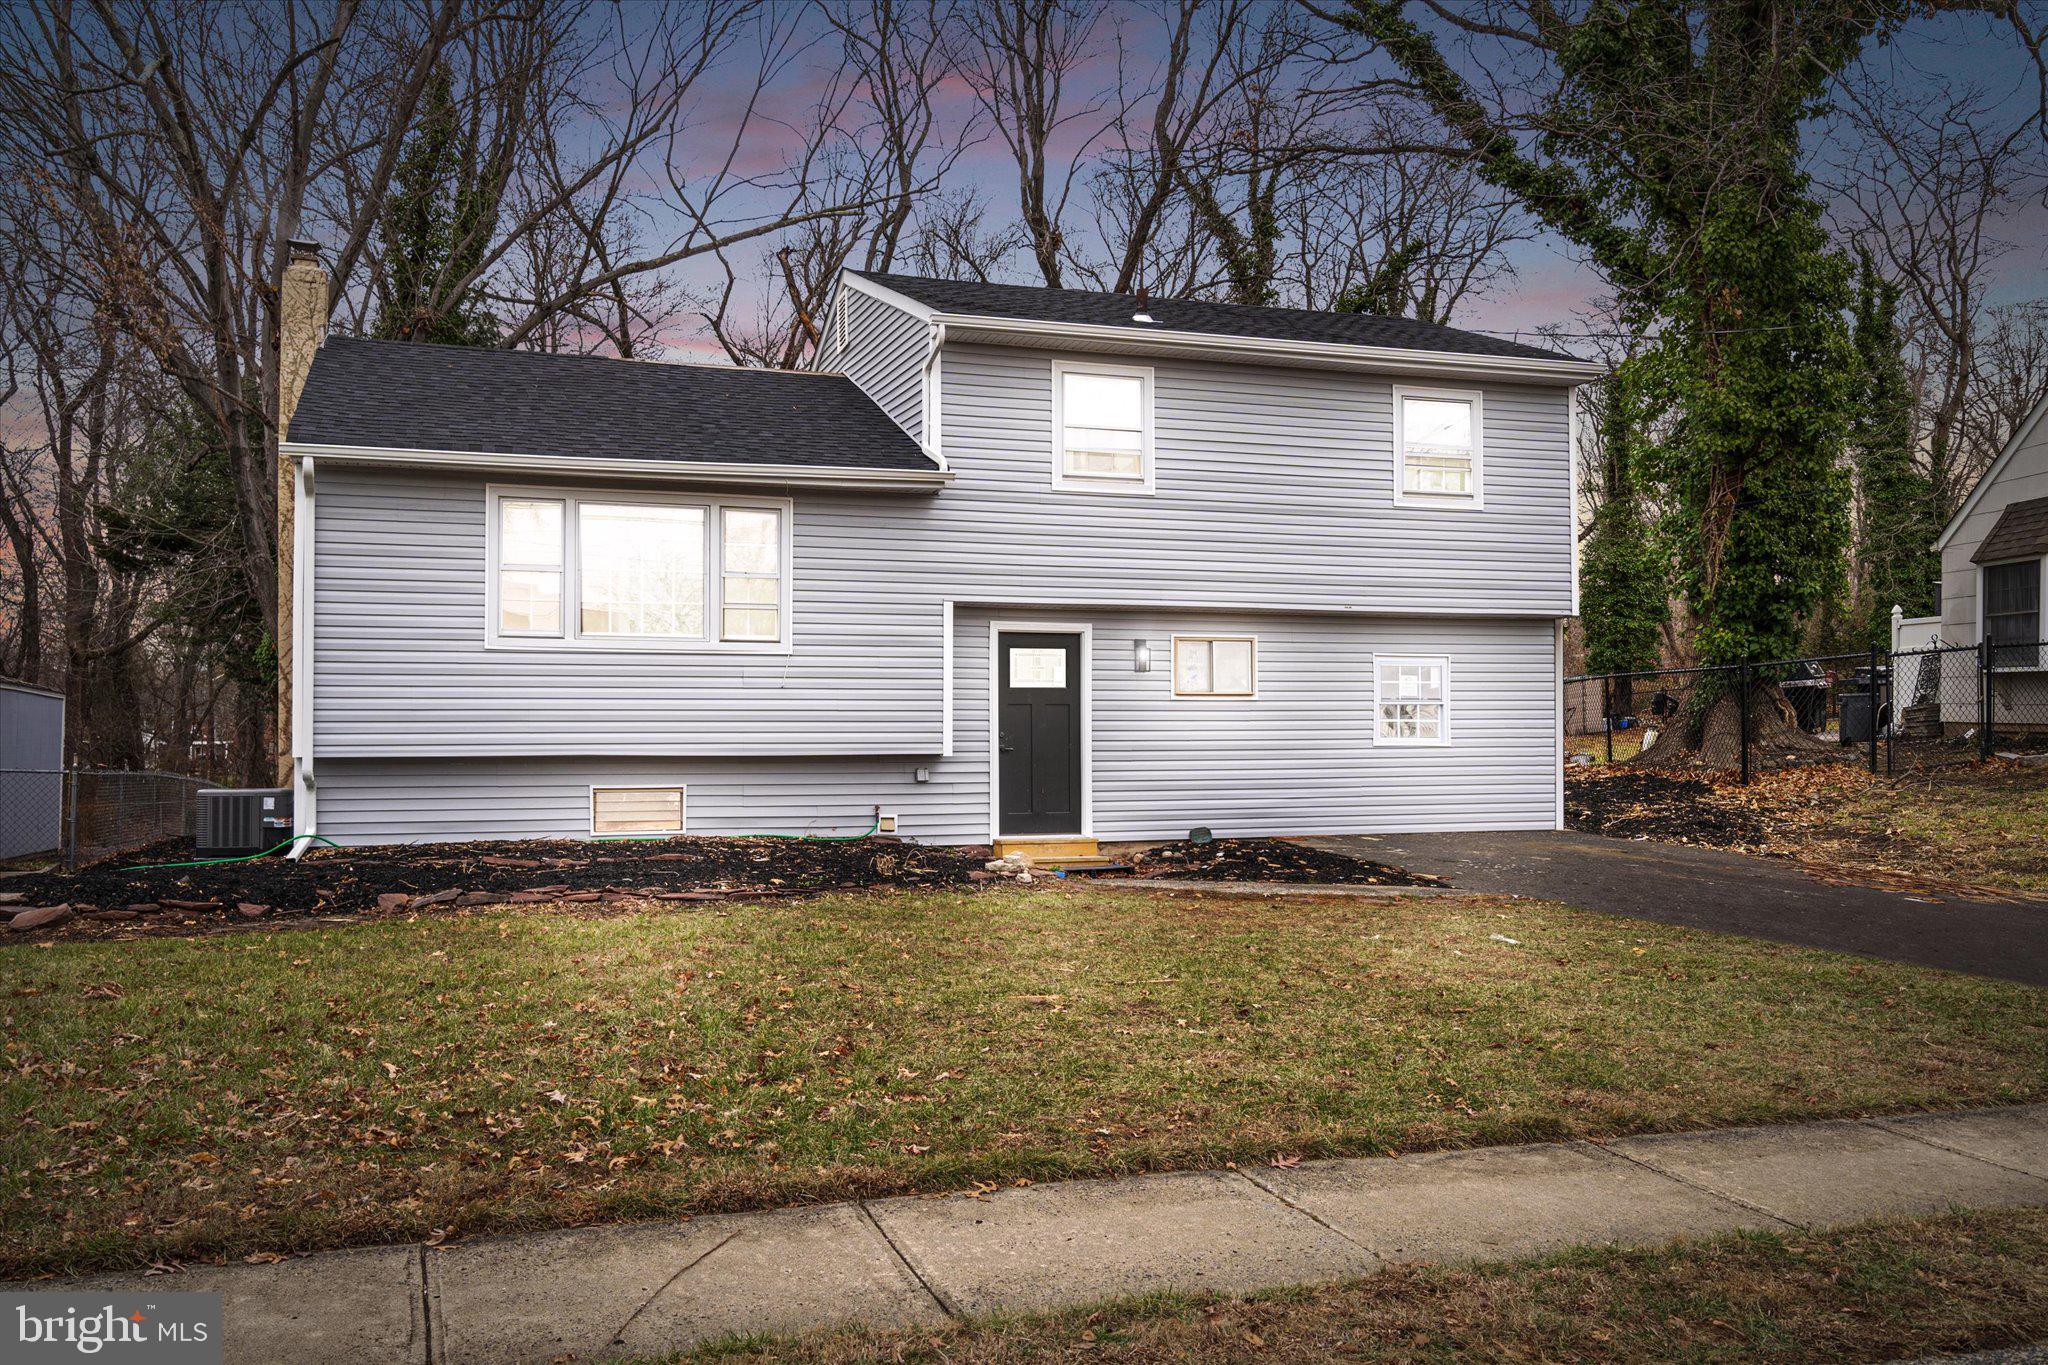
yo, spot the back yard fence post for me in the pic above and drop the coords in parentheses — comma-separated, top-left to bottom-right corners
(1979, 640, 1994, 760)
(1602, 674, 1613, 763)
(1738, 663, 1752, 785)
(1867, 644, 1880, 775)
(64, 767, 79, 873)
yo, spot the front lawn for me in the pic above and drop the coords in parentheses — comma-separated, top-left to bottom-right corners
(3, 885, 2042, 1277)
(693, 1207, 2048, 1363)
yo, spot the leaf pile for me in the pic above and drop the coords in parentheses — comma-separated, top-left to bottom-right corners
(1565, 769, 1775, 848)
(0, 835, 997, 935)
(1130, 837, 1443, 886)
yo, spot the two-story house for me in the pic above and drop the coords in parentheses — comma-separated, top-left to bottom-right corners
(277, 256, 1599, 851)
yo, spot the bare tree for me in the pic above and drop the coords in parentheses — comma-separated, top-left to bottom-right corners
(960, 0, 1105, 286)
(1831, 71, 2048, 516)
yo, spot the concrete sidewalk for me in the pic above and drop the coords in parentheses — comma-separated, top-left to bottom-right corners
(15, 1106, 2047, 1363)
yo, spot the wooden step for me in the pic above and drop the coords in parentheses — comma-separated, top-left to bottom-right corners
(993, 836, 1099, 862)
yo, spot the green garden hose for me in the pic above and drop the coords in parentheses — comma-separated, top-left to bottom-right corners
(124, 834, 344, 871)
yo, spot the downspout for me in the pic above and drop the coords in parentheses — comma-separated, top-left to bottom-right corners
(287, 454, 317, 859)
(923, 321, 947, 468)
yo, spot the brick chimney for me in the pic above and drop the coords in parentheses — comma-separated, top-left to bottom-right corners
(276, 238, 328, 784)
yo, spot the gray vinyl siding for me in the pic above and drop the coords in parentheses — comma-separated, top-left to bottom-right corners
(931, 344, 1573, 614)
(832, 289, 926, 444)
(311, 465, 944, 757)
(313, 607, 1558, 845)
(312, 342, 1572, 761)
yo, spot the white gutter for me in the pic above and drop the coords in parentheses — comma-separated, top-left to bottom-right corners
(933, 313, 1605, 385)
(288, 455, 317, 859)
(282, 442, 952, 489)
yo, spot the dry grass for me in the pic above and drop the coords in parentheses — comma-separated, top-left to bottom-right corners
(1565, 760, 2048, 894)
(1565, 732, 1646, 765)
(3, 885, 2043, 1278)
(690, 1207, 2048, 1363)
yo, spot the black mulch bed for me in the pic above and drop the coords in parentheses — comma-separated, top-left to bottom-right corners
(0, 835, 998, 936)
(1127, 838, 1444, 886)
(1565, 769, 1773, 847)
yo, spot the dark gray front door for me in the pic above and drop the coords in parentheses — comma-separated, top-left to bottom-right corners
(997, 631, 1082, 836)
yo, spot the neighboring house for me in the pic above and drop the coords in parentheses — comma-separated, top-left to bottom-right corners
(276, 260, 1599, 849)
(1933, 392, 2048, 731)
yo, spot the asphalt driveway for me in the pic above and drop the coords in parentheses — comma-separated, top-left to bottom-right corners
(1304, 830, 2048, 987)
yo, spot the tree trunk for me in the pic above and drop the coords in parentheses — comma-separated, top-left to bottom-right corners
(1632, 681, 1834, 772)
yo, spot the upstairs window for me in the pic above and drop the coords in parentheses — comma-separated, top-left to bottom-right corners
(1375, 656, 1449, 744)
(489, 489, 788, 650)
(1394, 388, 1483, 506)
(1054, 361, 1153, 493)
(1984, 560, 2041, 670)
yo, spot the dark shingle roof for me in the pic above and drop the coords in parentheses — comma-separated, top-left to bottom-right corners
(289, 337, 937, 473)
(852, 271, 1580, 364)
(1973, 496, 2048, 565)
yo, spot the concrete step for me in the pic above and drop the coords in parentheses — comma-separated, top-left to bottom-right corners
(993, 836, 1099, 861)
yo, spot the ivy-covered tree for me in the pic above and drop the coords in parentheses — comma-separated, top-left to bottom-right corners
(1847, 249, 1938, 647)
(1579, 366, 1667, 697)
(1325, 0, 1931, 761)
(1332, 242, 1426, 318)
(371, 63, 502, 347)
(100, 401, 276, 784)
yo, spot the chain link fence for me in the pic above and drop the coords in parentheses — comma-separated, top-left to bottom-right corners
(1566, 638, 2048, 781)
(0, 768, 210, 870)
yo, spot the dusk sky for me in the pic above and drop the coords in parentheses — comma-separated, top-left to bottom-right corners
(633, 2, 2048, 363)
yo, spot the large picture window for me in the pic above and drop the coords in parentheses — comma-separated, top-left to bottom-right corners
(1984, 559, 2042, 670)
(1393, 387, 1483, 506)
(489, 488, 789, 651)
(1054, 360, 1153, 492)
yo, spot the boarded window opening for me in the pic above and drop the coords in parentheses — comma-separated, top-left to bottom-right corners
(591, 786, 686, 836)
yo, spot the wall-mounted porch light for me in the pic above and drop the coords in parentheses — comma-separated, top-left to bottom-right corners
(1133, 639, 1152, 673)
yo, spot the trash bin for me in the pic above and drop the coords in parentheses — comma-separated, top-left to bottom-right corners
(1840, 691, 1877, 745)
(1779, 662, 1829, 731)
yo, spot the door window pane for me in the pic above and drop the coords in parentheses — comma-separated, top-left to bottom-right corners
(578, 502, 705, 637)
(1010, 647, 1067, 688)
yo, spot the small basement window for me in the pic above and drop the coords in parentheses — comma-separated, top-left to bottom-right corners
(591, 786, 686, 836)
(1375, 656, 1449, 744)
(1173, 636, 1256, 697)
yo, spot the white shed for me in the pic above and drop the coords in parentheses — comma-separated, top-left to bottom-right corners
(0, 680, 64, 859)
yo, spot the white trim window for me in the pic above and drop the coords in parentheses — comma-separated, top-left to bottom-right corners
(1172, 635, 1256, 698)
(487, 486, 791, 652)
(591, 785, 685, 836)
(1982, 558, 2043, 670)
(1392, 386, 1483, 507)
(1375, 656, 1449, 745)
(1052, 359, 1154, 493)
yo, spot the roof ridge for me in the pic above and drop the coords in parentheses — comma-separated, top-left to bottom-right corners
(324, 334, 851, 378)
